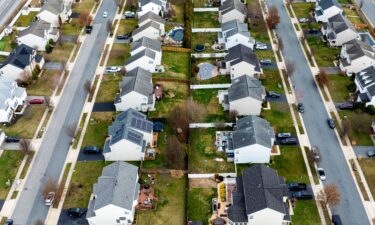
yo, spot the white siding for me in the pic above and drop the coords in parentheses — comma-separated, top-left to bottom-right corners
(132, 27, 161, 42)
(0, 64, 25, 80)
(226, 34, 254, 50)
(248, 208, 286, 225)
(115, 91, 149, 112)
(230, 97, 263, 116)
(220, 10, 245, 23)
(37, 10, 59, 27)
(87, 204, 134, 225)
(104, 139, 145, 161)
(230, 61, 257, 79)
(125, 57, 158, 73)
(17, 34, 47, 51)
(234, 144, 271, 164)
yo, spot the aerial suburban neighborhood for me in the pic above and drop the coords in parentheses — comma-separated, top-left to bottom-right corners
(1, 0, 375, 224)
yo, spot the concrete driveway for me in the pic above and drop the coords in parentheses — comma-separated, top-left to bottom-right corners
(10, 0, 119, 224)
(266, 0, 371, 224)
(43, 62, 64, 70)
(353, 146, 375, 158)
(57, 209, 88, 225)
(1, 142, 21, 150)
(77, 150, 104, 162)
(265, 94, 287, 103)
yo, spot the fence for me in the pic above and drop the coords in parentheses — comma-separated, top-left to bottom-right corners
(0, 51, 10, 56)
(193, 8, 219, 12)
(190, 83, 231, 89)
(188, 173, 237, 178)
(191, 52, 227, 58)
(161, 46, 191, 52)
(192, 28, 222, 33)
(189, 123, 234, 128)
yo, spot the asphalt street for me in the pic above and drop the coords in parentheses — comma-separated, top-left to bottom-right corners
(0, 0, 23, 30)
(265, 0, 371, 224)
(353, 0, 375, 27)
(10, 1, 118, 224)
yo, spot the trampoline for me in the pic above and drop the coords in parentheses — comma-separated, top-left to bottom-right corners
(195, 44, 205, 52)
(170, 28, 184, 42)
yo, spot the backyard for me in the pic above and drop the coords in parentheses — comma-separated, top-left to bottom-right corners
(193, 12, 219, 28)
(188, 187, 216, 225)
(81, 112, 115, 148)
(95, 74, 122, 103)
(107, 43, 130, 66)
(191, 32, 218, 53)
(27, 70, 62, 96)
(154, 51, 190, 80)
(191, 89, 229, 122)
(261, 103, 296, 134)
(0, 151, 25, 199)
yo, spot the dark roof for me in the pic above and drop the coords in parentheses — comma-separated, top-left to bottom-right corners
(228, 75, 265, 102)
(132, 21, 161, 37)
(317, 0, 337, 10)
(118, 67, 154, 98)
(356, 66, 375, 92)
(326, 14, 355, 35)
(130, 37, 162, 53)
(125, 49, 156, 65)
(0, 44, 35, 69)
(41, 0, 66, 15)
(219, 0, 246, 16)
(228, 177, 248, 222)
(225, 44, 260, 68)
(343, 39, 375, 61)
(19, 19, 51, 38)
(139, 12, 165, 25)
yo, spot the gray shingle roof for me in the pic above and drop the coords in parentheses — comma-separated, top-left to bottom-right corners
(343, 39, 375, 61)
(221, 19, 248, 34)
(228, 176, 248, 222)
(139, 12, 165, 25)
(41, 0, 65, 15)
(118, 67, 154, 98)
(19, 19, 51, 38)
(228, 75, 265, 102)
(317, 0, 337, 10)
(232, 115, 274, 149)
(130, 37, 162, 53)
(132, 21, 161, 37)
(220, 0, 246, 16)
(326, 14, 355, 35)
(225, 44, 260, 69)
(125, 49, 156, 66)
(0, 44, 35, 70)
(86, 161, 139, 219)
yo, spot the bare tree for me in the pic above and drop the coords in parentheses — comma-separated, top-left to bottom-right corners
(277, 36, 284, 51)
(168, 6, 176, 18)
(168, 105, 189, 143)
(84, 80, 94, 95)
(229, 110, 238, 122)
(78, 11, 90, 26)
(188, 99, 207, 122)
(58, 30, 64, 47)
(266, 6, 280, 29)
(247, 0, 259, 20)
(20, 139, 33, 155)
(341, 119, 352, 138)
(107, 20, 114, 35)
(43, 178, 57, 198)
(65, 123, 78, 138)
(44, 96, 54, 111)
(315, 69, 330, 87)
(318, 183, 340, 207)
(34, 219, 45, 225)
(285, 61, 296, 77)
(165, 136, 185, 169)
(359, 0, 364, 8)
(54, 182, 65, 206)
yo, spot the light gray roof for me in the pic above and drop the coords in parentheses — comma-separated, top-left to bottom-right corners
(132, 21, 161, 37)
(125, 49, 156, 65)
(228, 75, 265, 102)
(41, 0, 65, 15)
(118, 67, 154, 98)
(0, 77, 25, 109)
(86, 161, 139, 218)
(130, 37, 162, 53)
(139, 12, 165, 25)
(225, 45, 260, 71)
(139, 0, 163, 7)
(343, 39, 375, 61)
(232, 115, 274, 149)
(326, 14, 355, 35)
(219, 0, 246, 16)
(19, 19, 51, 38)
(221, 19, 248, 33)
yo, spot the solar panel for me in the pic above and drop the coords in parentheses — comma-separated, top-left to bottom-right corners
(127, 130, 142, 144)
(112, 127, 125, 144)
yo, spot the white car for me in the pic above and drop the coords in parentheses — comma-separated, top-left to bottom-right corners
(105, 66, 121, 73)
(45, 192, 55, 206)
(299, 17, 309, 23)
(103, 11, 108, 18)
(124, 11, 135, 18)
(317, 168, 326, 181)
(255, 42, 267, 50)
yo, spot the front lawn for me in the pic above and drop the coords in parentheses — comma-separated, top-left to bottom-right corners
(338, 111, 373, 146)
(327, 74, 352, 102)
(247, 0, 270, 44)
(0, 33, 18, 52)
(191, 32, 218, 53)
(262, 69, 284, 93)
(261, 103, 296, 134)
(193, 12, 219, 28)
(14, 12, 38, 27)
(136, 174, 187, 225)
(74, 0, 97, 13)
(358, 158, 375, 198)
(0, 151, 25, 199)
(81, 112, 115, 148)
(191, 89, 228, 122)
(61, 19, 83, 36)
(107, 43, 130, 66)
(306, 36, 340, 67)
(118, 18, 138, 34)
(44, 42, 75, 62)
(95, 74, 122, 103)
(188, 187, 217, 225)
(291, 3, 314, 19)
(27, 70, 62, 96)
(189, 128, 235, 174)
(292, 200, 322, 225)
(154, 51, 190, 80)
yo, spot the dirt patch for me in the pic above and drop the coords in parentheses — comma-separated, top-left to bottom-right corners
(189, 178, 217, 188)
(170, 170, 184, 178)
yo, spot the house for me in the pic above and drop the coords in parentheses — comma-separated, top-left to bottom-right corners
(125, 49, 161, 73)
(354, 66, 375, 107)
(137, 0, 169, 18)
(0, 44, 44, 81)
(130, 37, 162, 59)
(103, 109, 153, 161)
(221, 44, 261, 79)
(321, 14, 357, 47)
(314, 0, 342, 23)
(339, 39, 375, 75)
(227, 164, 290, 225)
(219, 0, 246, 23)
(114, 67, 155, 112)
(17, 20, 59, 51)
(86, 161, 140, 225)
(220, 75, 265, 116)
(132, 21, 162, 42)
(37, 0, 72, 27)
(231, 116, 275, 164)
(138, 12, 165, 34)
(218, 19, 255, 50)
(0, 77, 27, 123)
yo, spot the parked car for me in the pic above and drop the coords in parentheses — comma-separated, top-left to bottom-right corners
(124, 11, 135, 18)
(117, 34, 129, 40)
(297, 103, 305, 113)
(5, 136, 20, 143)
(280, 137, 297, 145)
(317, 168, 326, 180)
(255, 42, 267, 50)
(267, 91, 281, 98)
(311, 146, 320, 160)
(103, 11, 108, 18)
(332, 215, 343, 225)
(3, 219, 13, 225)
(29, 98, 44, 104)
(83, 146, 101, 154)
(45, 192, 55, 206)
(260, 59, 272, 65)
(287, 182, 307, 192)
(292, 190, 313, 200)
(307, 29, 319, 35)
(367, 150, 375, 158)
(105, 66, 121, 73)
(339, 102, 354, 110)
(327, 118, 335, 129)
(277, 132, 291, 138)
(68, 208, 87, 217)
(299, 17, 309, 23)
(85, 25, 93, 34)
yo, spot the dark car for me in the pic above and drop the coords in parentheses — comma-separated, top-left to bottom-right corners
(3, 219, 13, 225)
(288, 182, 307, 192)
(297, 103, 305, 113)
(339, 102, 354, 110)
(117, 34, 129, 40)
(332, 215, 343, 225)
(292, 190, 313, 200)
(83, 146, 101, 154)
(280, 137, 297, 145)
(307, 29, 319, 35)
(5, 136, 20, 143)
(260, 59, 272, 65)
(85, 25, 93, 34)
(68, 208, 87, 217)
(267, 91, 281, 98)
(367, 150, 375, 158)
(327, 118, 335, 129)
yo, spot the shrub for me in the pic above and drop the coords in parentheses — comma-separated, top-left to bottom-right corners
(366, 105, 375, 115)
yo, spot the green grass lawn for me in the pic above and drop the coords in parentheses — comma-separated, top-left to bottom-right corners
(191, 32, 218, 53)
(193, 12, 219, 28)
(169, 2, 184, 23)
(256, 50, 276, 62)
(327, 74, 352, 102)
(75, 0, 97, 13)
(191, 89, 229, 122)
(154, 51, 190, 80)
(2, 105, 46, 139)
(95, 74, 122, 103)
(61, 19, 83, 36)
(14, 12, 38, 27)
(107, 43, 130, 66)
(261, 103, 296, 134)
(292, 200, 322, 225)
(0, 33, 18, 52)
(0, 151, 25, 199)
(189, 128, 235, 174)
(338, 111, 373, 146)
(27, 70, 62, 96)
(343, 7, 363, 25)
(63, 161, 107, 209)
(193, 0, 210, 7)
(248, 0, 270, 44)
(291, 3, 314, 18)
(81, 112, 115, 148)
(118, 18, 138, 34)
(44, 42, 75, 62)
(307, 36, 340, 67)
(188, 187, 217, 225)
(261, 68, 284, 92)
(136, 174, 187, 225)
(358, 158, 375, 199)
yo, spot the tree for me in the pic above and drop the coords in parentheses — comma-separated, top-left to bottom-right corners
(247, 0, 259, 20)
(359, 0, 364, 8)
(341, 118, 352, 138)
(266, 6, 280, 29)
(318, 183, 340, 207)
(315, 69, 330, 87)
(165, 136, 185, 169)
(20, 139, 33, 155)
(229, 110, 238, 122)
(43, 178, 57, 198)
(107, 20, 114, 36)
(57, 30, 64, 47)
(34, 219, 45, 225)
(168, 105, 189, 143)
(65, 123, 78, 138)
(79, 11, 90, 26)
(45, 96, 54, 111)
(285, 61, 296, 77)
(277, 36, 284, 51)
(84, 80, 94, 95)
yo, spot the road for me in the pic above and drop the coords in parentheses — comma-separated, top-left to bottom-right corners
(10, 1, 118, 224)
(0, 0, 23, 30)
(265, 0, 371, 224)
(353, 0, 375, 27)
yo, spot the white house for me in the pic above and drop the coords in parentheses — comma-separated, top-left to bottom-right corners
(219, 75, 265, 116)
(227, 165, 290, 225)
(130, 37, 162, 60)
(137, 0, 169, 18)
(0, 44, 44, 81)
(219, 0, 246, 23)
(103, 109, 153, 161)
(37, 0, 72, 27)
(114, 67, 155, 112)
(131, 21, 162, 42)
(138, 12, 165, 34)
(339, 39, 375, 75)
(17, 20, 59, 51)
(221, 44, 261, 79)
(86, 161, 140, 225)
(230, 116, 275, 164)
(355, 66, 375, 107)
(125, 49, 161, 73)
(218, 19, 254, 50)
(314, 0, 342, 23)
(321, 14, 357, 47)
(0, 77, 27, 123)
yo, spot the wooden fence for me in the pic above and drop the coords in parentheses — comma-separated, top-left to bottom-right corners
(162, 46, 191, 52)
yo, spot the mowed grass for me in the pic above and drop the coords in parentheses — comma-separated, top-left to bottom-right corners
(306, 36, 340, 67)
(0, 151, 25, 199)
(82, 112, 115, 148)
(338, 111, 373, 146)
(74, 0, 97, 13)
(327, 74, 352, 102)
(14, 12, 38, 27)
(95, 74, 122, 103)
(154, 52, 190, 80)
(107, 43, 130, 66)
(44, 42, 75, 62)
(169, 2, 184, 23)
(118, 18, 138, 34)
(60, 19, 83, 36)
(191, 32, 218, 53)
(262, 68, 284, 92)
(291, 3, 314, 18)
(193, 12, 219, 28)
(191, 89, 228, 122)
(292, 200, 322, 225)
(261, 103, 296, 134)
(358, 158, 375, 199)
(136, 174, 187, 225)
(2, 105, 46, 139)
(27, 70, 62, 96)
(188, 187, 216, 225)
